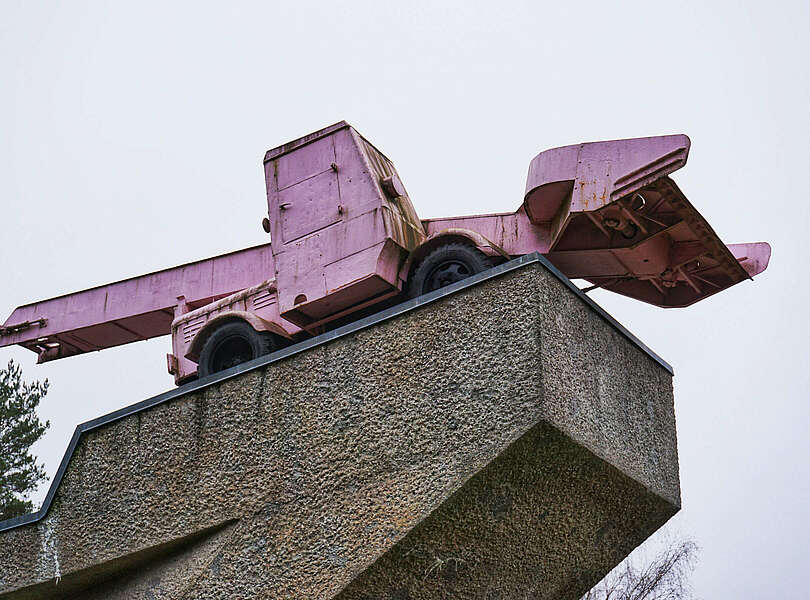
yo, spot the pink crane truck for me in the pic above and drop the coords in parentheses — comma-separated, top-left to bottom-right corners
(1, 122, 770, 384)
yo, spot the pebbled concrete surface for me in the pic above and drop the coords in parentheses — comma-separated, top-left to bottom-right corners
(0, 261, 678, 599)
(336, 422, 675, 600)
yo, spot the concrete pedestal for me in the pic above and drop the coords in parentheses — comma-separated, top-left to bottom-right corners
(0, 256, 679, 599)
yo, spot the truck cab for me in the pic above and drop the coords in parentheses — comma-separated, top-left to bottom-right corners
(265, 121, 425, 329)
(169, 122, 429, 383)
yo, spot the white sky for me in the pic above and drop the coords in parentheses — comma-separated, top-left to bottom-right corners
(1, 1, 808, 597)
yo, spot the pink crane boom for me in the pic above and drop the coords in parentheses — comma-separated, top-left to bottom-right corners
(1, 244, 275, 362)
(1, 122, 770, 384)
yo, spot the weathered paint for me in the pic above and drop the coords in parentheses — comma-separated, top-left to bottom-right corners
(0, 244, 274, 365)
(169, 278, 302, 383)
(0, 123, 770, 384)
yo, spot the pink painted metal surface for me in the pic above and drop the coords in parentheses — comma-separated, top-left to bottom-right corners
(426, 135, 770, 307)
(1, 122, 770, 384)
(1, 244, 275, 364)
(169, 278, 302, 383)
(265, 122, 424, 329)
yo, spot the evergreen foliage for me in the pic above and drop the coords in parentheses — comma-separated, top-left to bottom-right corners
(0, 360, 49, 521)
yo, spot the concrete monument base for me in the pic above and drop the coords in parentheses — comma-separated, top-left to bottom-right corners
(0, 256, 679, 599)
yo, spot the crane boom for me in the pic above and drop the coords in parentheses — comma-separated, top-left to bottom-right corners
(0, 244, 274, 363)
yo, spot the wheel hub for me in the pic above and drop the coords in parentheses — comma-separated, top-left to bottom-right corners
(426, 261, 472, 292)
(211, 336, 254, 372)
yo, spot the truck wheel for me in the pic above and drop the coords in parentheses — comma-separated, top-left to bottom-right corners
(198, 321, 277, 378)
(407, 243, 494, 298)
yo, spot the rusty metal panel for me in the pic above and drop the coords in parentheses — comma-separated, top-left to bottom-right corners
(356, 132, 425, 252)
(321, 210, 387, 267)
(276, 134, 336, 191)
(279, 170, 342, 243)
(274, 233, 329, 316)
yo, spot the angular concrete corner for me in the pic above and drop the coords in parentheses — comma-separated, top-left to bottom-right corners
(0, 256, 679, 599)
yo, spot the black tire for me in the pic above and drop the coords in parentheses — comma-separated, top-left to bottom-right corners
(406, 242, 494, 298)
(198, 321, 278, 378)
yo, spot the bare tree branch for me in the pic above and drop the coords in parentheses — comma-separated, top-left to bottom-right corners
(582, 537, 698, 600)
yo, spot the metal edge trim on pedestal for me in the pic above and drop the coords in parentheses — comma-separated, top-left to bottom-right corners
(0, 252, 671, 533)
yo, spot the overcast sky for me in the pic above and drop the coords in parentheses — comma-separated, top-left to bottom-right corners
(1, 1, 808, 597)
